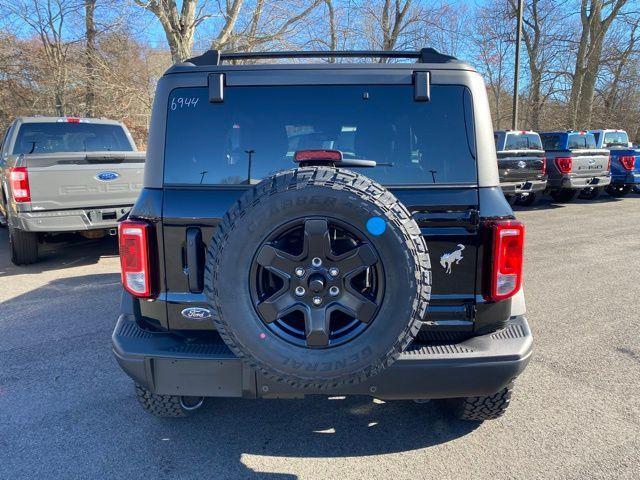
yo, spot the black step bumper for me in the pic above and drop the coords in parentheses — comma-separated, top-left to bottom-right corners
(112, 315, 532, 400)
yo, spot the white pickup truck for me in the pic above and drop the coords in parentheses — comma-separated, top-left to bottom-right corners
(0, 116, 145, 264)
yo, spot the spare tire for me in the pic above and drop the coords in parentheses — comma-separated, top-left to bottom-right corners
(205, 167, 431, 389)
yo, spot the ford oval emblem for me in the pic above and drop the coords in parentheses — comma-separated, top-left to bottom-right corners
(95, 171, 119, 181)
(181, 307, 212, 321)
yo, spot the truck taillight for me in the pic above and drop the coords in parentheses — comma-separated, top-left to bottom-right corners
(9, 167, 31, 202)
(483, 220, 525, 302)
(619, 156, 636, 171)
(119, 220, 154, 298)
(541, 157, 546, 175)
(555, 157, 572, 174)
(607, 156, 612, 172)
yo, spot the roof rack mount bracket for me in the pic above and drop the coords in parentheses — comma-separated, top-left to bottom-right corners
(414, 71, 430, 102)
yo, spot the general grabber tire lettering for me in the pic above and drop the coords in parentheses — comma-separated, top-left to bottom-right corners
(449, 382, 514, 421)
(204, 167, 431, 389)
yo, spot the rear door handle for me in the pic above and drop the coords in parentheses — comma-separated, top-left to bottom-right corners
(185, 228, 204, 292)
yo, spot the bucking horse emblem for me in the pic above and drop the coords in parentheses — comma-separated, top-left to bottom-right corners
(440, 244, 465, 274)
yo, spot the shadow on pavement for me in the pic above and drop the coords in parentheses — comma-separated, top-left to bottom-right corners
(0, 228, 118, 277)
(1, 273, 480, 479)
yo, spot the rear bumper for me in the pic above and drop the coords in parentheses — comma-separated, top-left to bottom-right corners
(547, 173, 611, 190)
(610, 171, 640, 186)
(13, 206, 131, 232)
(112, 314, 533, 400)
(500, 179, 547, 195)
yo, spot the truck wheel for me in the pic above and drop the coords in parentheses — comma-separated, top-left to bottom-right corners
(448, 382, 514, 421)
(9, 226, 39, 265)
(578, 186, 602, 200)
(134, 384, 205, 418)
(550, 189, 577, 203)
(205, 167, 431, 390)
(606, 184, 631, 197)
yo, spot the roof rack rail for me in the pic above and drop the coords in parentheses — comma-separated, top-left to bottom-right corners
(185, 48, 457, 66)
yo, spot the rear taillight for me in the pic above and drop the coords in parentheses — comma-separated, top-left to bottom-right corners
(619, 155, 636, 171)
(607, 156, 612, 172)
(483, 220, 525, 302)
(9, 167, 31, 202)
(541, 157, 547, 176)
(555, 157, 572, 174)
(118, 220, 154, 298)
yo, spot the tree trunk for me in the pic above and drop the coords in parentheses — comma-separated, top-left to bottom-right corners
(568, 0, 590, 128)
(85, 0, 97, 117)
(576, 34, 605, 126)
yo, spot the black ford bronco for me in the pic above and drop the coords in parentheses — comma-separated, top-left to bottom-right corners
(112, 49, 532, 421)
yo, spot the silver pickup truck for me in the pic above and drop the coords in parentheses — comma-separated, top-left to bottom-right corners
(0, 116, 145, 264)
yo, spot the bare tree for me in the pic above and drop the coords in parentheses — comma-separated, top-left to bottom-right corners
(471, 0, 513, 129)
(5, 0, 83, 115)
(133, 0, 217, 63)
(507, 0, 570, 130)
(215, 0, 323, 52)
(568, 0, 629, 127)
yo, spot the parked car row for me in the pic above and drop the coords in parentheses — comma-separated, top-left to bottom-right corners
(494, 128, 639, 205)
(1, 116, 638, 267)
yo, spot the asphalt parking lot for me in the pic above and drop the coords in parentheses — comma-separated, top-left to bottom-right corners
(1, 195, 639, 480)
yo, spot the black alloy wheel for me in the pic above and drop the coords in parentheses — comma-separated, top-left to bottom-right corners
(250, 217, 384, 348)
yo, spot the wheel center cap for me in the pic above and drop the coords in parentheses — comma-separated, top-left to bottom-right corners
(308, 274, 326, 293)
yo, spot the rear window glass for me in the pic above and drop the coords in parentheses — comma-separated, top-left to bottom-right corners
(13, 122, 133, 154)
(164, 85, 477, 185)
(540, 133, 562, 150)
(568, 133, 596, 149)
(603, 131, 629, 147)
(504, 133, 542, 151)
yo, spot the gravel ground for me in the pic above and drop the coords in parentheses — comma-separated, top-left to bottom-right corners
(0, 194, 639, 480)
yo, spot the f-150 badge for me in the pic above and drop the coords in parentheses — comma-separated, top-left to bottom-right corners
(440, 244, 465, 274)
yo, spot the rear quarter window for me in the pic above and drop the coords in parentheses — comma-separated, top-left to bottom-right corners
(163, 84, 478, 186)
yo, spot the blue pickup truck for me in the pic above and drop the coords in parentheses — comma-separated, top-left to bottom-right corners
(588, 129, 640, 197)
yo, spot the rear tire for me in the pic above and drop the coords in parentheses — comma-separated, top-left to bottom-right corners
(606, 184, 631, 197)
(448, 383, 514, 421)
(550, 189, 577, 203)
(9, 226, 38, 265)
(134, 384, 205, 418)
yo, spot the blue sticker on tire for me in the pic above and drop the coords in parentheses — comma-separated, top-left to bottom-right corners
(366, 216, 386, 236)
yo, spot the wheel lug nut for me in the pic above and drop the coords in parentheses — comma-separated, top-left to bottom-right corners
(329, 286, 340, 296)
(295, 267, 305, 277)
(312, 296, 322, 306)
(329, 267, 339, 277)
(311, 257, 322, 267)
(295, 286, 306, 297)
